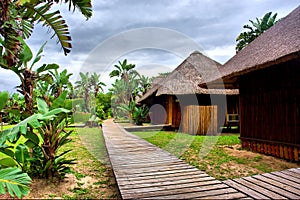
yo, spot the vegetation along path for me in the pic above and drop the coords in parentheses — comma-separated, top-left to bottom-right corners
(103, 119, 300, 199)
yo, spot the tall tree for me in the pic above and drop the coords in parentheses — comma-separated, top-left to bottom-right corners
(90, 72, 106, 98)
(75, 72, 91, 112)
(236, 12, 278, 52)
(109, 59, 138, 104)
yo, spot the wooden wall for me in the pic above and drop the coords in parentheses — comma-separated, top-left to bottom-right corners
(239, 58, 300, 161)
(182, 105, 218, 135)
(144, 93, 239, 134)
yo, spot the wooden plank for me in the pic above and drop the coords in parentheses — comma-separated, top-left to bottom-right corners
(232, 178, 287, 199)
(121, 180, 223, 195)
(120, 176, 216, 190)
(117, 169, 205, 181)
(200, 192, 248, 200)
(141, 188, 241, 200)
(113, 164, 196, 175)
(288, 168, 300, 175)
(122, 183, 228, 199)
(117, 172, 210, 186)
(223, 179, 268, 199)
(244, 176, 299, 199)
(262, 173, 300, 189)
(115, 168, 200, 179)
(253, 174, 300, 197)
(271, 171, 300, 184)
(281, 170, 300, 179)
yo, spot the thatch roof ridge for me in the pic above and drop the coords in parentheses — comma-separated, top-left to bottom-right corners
(138, 51, 239, 103)
(156, 51, 238, 95)
(205, 5, 300, 87)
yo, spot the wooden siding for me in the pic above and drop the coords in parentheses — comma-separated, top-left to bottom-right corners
(183, 105, 218, 135)
(145, 94, 239, 134)
(239, 59, 300, 161)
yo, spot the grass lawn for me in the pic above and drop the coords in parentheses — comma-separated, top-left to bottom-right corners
(0, 126, 120, 199)
(132, 131, 300, 180)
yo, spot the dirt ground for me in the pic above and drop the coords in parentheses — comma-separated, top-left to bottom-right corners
(218, 144, 300, 179)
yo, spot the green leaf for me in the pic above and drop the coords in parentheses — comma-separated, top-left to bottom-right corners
(30, 42, 47, 69)
(37, 98, 49, 114)
(0, 148, 14, 158)
(0, 158, 17, 167)
(24, 4, 72, 55)
(0, 91, 9, 111)
(50, 90, 68, 110)
(36, 63, 59, 74)
(24, 132, 40, 146)
(0, 167, 31, 198)
(15, 144, 29, 165)
(42, 108, 70, 117)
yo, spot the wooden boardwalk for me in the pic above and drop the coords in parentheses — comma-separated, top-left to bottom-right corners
(102, 119, 300, 199)
(224, 168, 300, 199)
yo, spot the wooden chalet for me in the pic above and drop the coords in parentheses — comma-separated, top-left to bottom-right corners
(202, 6, 300, 161)
(139, 51, 239, 135)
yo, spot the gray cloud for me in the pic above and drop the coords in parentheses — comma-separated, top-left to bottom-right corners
(0, 0, 299, 93)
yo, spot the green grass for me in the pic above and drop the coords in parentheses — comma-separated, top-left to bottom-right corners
(73, 112, 90, 123)
(56, 127, 120, 199)
(132, 131, 299, 180)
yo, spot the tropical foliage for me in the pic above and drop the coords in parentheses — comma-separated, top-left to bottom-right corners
(0, 167, 32, 198)
(109, 59, 150, 124)
(0, 91, 32, 198)
(0, 0, 92, 69)
(236, 12, 278, 51)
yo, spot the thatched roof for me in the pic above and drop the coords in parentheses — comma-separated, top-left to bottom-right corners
(138, 51, 238, 102)
(203, 6, 300, 88)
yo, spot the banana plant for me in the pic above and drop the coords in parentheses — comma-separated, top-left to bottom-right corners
(0, 167, 32, 198)
(0, 91, 75, 179)
(236, 12, 278, 51)
(0, 0, 92, 68)
(0, 91, 32, 199)
(0, 91, 9, 131)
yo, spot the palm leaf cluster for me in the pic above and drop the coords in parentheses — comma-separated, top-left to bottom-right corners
(236, 12, 278, 51)
(0, 0, 92, 68)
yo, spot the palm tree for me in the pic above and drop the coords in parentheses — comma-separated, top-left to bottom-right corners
(49, 69, 73, 98)
(236, 12, 278, 52)
(89, 73, 106, 98)
(138, 75, 151, 96)
(109, 59, 139, 103)
(75, 72, 91, 112)
(0, 0, 92, 68)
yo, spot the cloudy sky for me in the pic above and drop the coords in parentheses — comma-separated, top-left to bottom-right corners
(0, 0, 299, 93)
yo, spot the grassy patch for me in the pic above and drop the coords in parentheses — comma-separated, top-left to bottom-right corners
(132, 131, 300, 180)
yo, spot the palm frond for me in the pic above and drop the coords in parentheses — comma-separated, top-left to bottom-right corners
(0, 167, 32, 198)
(23, 3, 72, 55)
(67, 0, 92, 19)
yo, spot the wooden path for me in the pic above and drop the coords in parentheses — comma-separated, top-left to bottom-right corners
(224, 168, 300, 199)
(102, 119, 300, 199)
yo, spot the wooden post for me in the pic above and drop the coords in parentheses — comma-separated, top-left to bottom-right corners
(167, 96, 173, 126)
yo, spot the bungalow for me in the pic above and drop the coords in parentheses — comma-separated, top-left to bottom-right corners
(201, 6, 300, 161)
(139, 51, 239, 135)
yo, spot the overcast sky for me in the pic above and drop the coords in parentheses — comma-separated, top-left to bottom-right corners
(0, 0, 299, 93)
